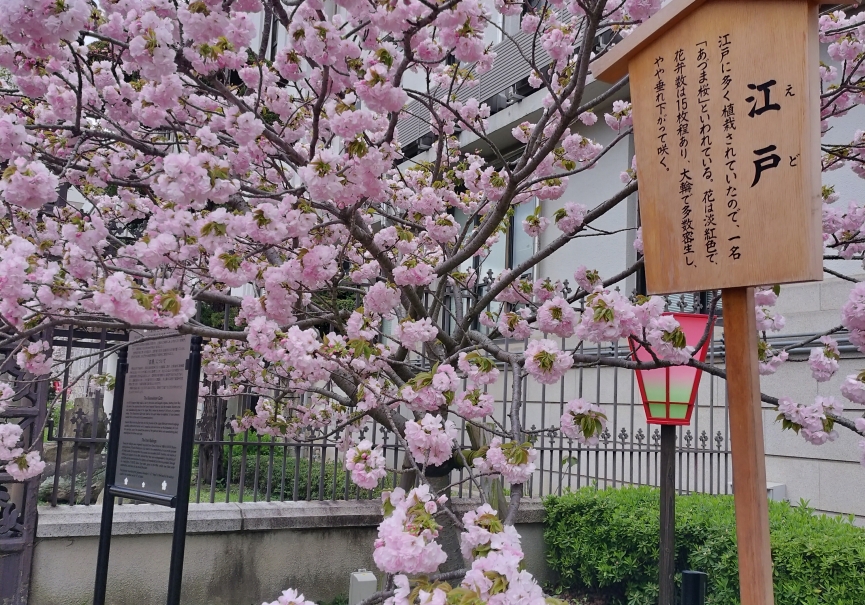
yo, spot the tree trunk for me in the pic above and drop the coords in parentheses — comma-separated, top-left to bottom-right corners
(426, 473, 465, 572)
(198, 390, 225, 484)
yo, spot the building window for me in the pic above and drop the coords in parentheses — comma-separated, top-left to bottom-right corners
(509, 200, 536, 277)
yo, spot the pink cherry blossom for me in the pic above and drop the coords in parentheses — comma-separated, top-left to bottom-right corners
(842, 283, 865, 331)
(498, 310, 532, 340)
(575, 288, 641, 343)
(0, 383, 14, 414)
(474, 438, 537, 484)
(1, 158, 58, 209)
(454, 389, 495, 419)
(374, 486, 447, 574)
(16, 340, 51, 376)
(395, 318, 438, 352)
(345, 439, 387, 489)
(363, 282, 402, 317)
(521, 214, 550, 238)
(841, 374, 865, 404)
(807, 336, 839, 382)
(5, 450, 45, 481)
(604, 100, 633, 132)
(404, 414, 457, 467)
(554, 202, 588, 234)
(536, 297, 578, 338)
(560, 398, 607, 446)
(523, 339, 572, 385)
(573, 266, 601, 292)
(646, 315, 694, 364)
(0, 423, 23, 460)
(458, 352, 500, 385)
(755, 306, 786, 332)
(263, 589, 317, 605)
(758, 342, 788, 376)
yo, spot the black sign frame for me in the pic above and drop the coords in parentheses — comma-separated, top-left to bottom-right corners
(93, 335, 202, 605)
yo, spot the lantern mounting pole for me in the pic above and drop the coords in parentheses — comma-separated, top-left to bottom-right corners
(659, 424, 676, 605)
(722, 287, 775, 605)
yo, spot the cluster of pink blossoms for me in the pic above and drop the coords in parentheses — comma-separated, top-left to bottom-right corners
(454, 389, 496, 420)
(0, 423, 45, 481)
(401, 365, 460, 413)
(344, 439, 388, 489)
(473, 438, 538, 485)
(373, 486, 448, 575)
(645, 315, 694, 365)
(403, 414, 458, 467)
(457, 504, 547, 605)
(808, 336, 840, 383)
(394, 318, 438, 352)
(523, 339, 573, 385)
(559, 398, 608, 446)
(458, 352, 500, 386)
(575, 288, 642, 343)
(15, 340, 52, 376)
(757, 342, 788, 376)
(554, 202, 588, 234)
(841, 372, 865, 405)
(0, 383, 14, 414)
(377, 500, 550, 605)
(497, 309, 533, 339)
(537, 297, 579, 338)
(753, 289, 789, 375)
(262, 589, 317, 605)
(777, 396, 843, 446)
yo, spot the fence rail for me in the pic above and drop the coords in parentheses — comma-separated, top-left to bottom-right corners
(37, 296, 739, 507)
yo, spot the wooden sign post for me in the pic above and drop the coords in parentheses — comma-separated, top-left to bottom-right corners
(593, 1, 827, 604)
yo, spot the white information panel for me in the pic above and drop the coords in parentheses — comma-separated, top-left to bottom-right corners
(115, 333, 193, 498)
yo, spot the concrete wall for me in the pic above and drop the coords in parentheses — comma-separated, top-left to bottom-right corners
(30, 500, 552, 605)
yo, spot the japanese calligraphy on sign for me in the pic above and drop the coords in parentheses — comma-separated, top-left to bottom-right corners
(116, 333, 193, 499)
(596, 0, 822, 294)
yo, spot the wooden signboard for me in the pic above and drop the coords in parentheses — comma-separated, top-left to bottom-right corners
(594, 0, 822, 295)
(593, 2, 835, 605)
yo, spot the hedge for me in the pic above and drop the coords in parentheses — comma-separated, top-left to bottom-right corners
(544, 486, 865, 605)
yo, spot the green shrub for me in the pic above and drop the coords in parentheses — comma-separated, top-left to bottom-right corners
(544, 486, 865, 605)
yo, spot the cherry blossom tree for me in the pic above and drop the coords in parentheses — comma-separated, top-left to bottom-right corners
(0, 0, 863, 603)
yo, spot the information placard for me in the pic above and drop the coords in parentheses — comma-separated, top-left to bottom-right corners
(115, 333, 193, 498)
(594, 0, 823, 295)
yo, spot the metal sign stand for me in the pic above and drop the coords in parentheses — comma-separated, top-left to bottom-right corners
(93, 335, 202, 605)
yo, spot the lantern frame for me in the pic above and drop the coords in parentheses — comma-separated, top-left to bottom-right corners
(629, 312, 715, 426)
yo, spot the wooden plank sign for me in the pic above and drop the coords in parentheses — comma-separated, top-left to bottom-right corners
(594, 0, 823, 295)
(591, 4, 840, 605)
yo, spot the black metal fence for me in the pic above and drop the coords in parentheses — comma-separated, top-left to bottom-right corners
(32, 293, 742, 507)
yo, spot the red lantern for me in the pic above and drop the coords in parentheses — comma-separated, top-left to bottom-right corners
(629, 312, 714, 425)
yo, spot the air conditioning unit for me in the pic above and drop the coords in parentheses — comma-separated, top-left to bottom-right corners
(349, 569, 377, 605)
(728, 481, 787, 502)
(766, 482, 787, 502)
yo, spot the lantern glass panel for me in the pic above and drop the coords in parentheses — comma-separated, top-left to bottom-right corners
(643, 371, 667, 401)
(669, 404, 689, 419)
(669, 365, 696, 403)
(649, 403, 668, 418)
(630, 312, 714, 425)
